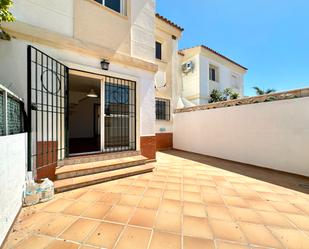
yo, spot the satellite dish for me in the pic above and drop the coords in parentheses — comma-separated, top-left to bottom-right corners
(155, 71, 167, 91)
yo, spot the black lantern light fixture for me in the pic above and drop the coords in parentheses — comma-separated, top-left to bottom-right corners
(100, 59, 110, 71)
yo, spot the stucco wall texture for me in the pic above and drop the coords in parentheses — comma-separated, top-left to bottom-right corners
(0, 133, 27, 246)
(174, 97, 309, 177)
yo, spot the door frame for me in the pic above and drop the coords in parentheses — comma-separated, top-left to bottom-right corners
(93, 103, 101, 137)
(69, 69, 137, 155)
(27, 45, 139, 177)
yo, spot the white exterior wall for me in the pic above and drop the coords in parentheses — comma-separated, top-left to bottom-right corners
(11, 0, 74, 37)
(172, 41, 182, 110)
(131, 0, 155, 62)
(208, 58, 244, 96)
(182, 55, 200, 105)
(0, 40, 27, 101)
(3, 0, 157, 138)
(11, 0, 156, 63)
(174, 97, 309, 177)
(0, 39, 156, 138)
(155, 36, 181, 134)
(0, 133, 27, 246)
(199, 55, 210, 105)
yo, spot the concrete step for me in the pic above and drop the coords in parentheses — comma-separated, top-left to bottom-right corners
(58, 151, 141, 166)
(54, 164, 155, 193)
(55, 155, 147, 180)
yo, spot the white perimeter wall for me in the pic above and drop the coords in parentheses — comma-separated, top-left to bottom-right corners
(174, 97, 309, 177)
(0, 133, 27, 246)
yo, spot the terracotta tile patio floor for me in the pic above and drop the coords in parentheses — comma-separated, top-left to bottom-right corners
(3, 150, 309, 249)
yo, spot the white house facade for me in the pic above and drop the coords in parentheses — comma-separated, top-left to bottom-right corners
(0, 0, 159, 180)
(180, 45, 248, 105)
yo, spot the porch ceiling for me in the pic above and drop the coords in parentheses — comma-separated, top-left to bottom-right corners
(69, 74, 101, 93)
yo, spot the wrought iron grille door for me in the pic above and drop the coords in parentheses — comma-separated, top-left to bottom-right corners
(27, 46, 69, 174)
(104, 76, 136, 152)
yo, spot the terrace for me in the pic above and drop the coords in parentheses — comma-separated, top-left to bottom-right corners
(3, 151, 309, 249)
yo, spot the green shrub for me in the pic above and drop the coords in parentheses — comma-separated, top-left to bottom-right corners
(209, 88, 240, 103)
(230, 92, 240, 100)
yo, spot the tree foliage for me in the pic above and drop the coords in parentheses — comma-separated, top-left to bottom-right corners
(0, 0, 15, 40)
(209, 89, 223, 103)
(223, 88, 234, 99)
(0, 0, 15, 23)
(230, 92, 240, 100)
(209, 88, 240, 103)
(253, 86, 276, 96)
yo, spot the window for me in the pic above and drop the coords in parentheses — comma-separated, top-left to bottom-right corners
(156, 98, 170, 121)
(156, 41, 162, 60)
(209, 65, 218, 82)
(231, 75, 239, 89)
(0, 85, 24, 136)
(7, 95, 22, 135)
(95, 0, 124, 14)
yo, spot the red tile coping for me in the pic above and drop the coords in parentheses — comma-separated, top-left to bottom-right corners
(176, 88, 309, 113)
(180, 45, 248, 70)
(156, 13, 184, 32)
(178, 51, 185, 56)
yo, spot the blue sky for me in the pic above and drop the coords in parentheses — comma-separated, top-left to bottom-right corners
(156, 0, 309, 96)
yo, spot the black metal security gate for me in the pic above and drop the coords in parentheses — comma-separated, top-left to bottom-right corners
(27, 46, 69, 176)
(104, 76, 136, 153)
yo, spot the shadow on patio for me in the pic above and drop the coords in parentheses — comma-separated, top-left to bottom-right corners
(164, 150, 309, 195)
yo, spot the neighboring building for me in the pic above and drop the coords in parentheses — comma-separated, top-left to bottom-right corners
(179, 45, 248, 105)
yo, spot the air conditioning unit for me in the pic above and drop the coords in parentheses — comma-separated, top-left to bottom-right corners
(182, 61, 194, 74)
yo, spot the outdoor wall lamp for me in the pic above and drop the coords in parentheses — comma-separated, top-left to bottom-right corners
(101, 59, 110, 70)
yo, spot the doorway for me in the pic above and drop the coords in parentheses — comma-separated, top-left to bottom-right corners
(68, 70, 137, 155)
(68, 74, 101, 155)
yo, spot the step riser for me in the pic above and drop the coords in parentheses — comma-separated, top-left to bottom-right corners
(59, 151, 141, 166)
(55, 168, 153, 193)
(56, 160, 146, 180)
